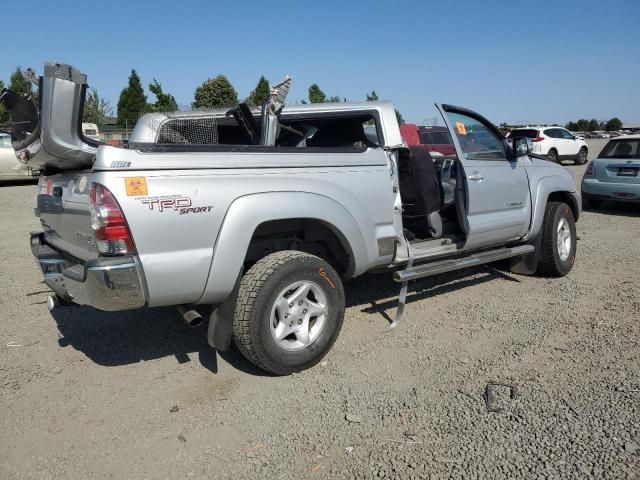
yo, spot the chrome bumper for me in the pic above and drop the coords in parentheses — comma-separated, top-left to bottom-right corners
(30, 233, 147, 311)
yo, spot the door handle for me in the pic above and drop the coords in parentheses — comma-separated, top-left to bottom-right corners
(468, 172, 483, 181)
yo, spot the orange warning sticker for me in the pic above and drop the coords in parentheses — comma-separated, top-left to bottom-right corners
(455, 122, 467, 135)
(125, 176, 148, 196)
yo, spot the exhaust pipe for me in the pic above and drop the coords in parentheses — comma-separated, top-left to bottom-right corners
(177, 305, 204, 327)
(47, 294, 60, 311)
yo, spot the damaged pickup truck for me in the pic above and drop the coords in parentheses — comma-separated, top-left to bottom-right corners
(1, 63, 580, 375)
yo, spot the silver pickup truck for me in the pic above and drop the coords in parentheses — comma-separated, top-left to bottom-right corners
(2, 63, 580, 375)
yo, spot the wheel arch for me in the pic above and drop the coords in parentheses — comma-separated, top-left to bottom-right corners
(198, 192, 368, 305)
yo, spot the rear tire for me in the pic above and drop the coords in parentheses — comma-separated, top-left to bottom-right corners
(547, 149, 559, 163)
(537, 202, 576, 277)
(232, 251, 345, 375)
(575, 147, 588, 165)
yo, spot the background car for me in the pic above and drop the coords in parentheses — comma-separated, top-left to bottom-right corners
(508, 126, 588, 164)
(400, 124, 456, 155)
(581, 135, 640, 208)
(0, 133, 38, 182)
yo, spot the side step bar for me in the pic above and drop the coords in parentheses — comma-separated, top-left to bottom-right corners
(393, 245, 535, 283)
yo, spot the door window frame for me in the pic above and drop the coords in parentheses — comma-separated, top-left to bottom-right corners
(436, 103, 513, 162)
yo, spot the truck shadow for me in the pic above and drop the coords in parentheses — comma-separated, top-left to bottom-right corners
(345, 264, 520, 325)
(49, 264, 520, 375)
(49, 306, 268, 376)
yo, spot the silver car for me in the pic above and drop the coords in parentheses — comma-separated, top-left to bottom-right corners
(581, 135, 640, 208)
(0, 133, 38, 181)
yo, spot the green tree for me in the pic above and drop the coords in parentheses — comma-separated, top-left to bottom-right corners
(192, 75, 238, 109)
(587, 118, 600, 131)
(0, 80, 6, 123)
(248, 76, 270, 106)
(308, 84, 326, 103)
(83, 89, 113, 127)
(365, 90, 379, 101)
(576, 119, 590, 131)
(117, 69, 148, 128)
(148, 79, 178, 112)
(605, 117, 622, 131)
(395, 109, 405, 125)
(327, 95, 342, 102)
(565, 121, 579, 131)
(9, 67, 31, 96)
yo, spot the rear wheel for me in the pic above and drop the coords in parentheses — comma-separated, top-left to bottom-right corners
(537, 202, 576, 276)
(232, 251, 345, 375)
(547, 149, 559, 163)
(575, 147, 588, 165)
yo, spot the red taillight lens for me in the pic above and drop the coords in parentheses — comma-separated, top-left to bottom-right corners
(585, 162, 594, 176)
(89, 183, 136, 255)
(533, 137, 545, 142)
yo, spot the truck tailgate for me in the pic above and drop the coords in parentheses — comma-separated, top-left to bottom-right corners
(37, 171, 97, 261)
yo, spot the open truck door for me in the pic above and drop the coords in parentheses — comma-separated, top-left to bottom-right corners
(435, 103, 531, 250)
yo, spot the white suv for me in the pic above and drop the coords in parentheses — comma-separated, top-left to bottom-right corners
(508, 127, 588, 164)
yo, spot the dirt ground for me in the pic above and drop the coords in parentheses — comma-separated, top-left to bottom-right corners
(1, 139, 638, 479)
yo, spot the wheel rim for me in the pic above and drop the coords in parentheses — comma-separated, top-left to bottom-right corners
(269, 280, 328, 351)
(557, 217, 572, 261)
(579, 149, 586, 162)
(549, 150, 557, 161)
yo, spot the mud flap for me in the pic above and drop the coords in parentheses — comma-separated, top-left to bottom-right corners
(509, 233, 542, 275)
(207, 271, 242, 351)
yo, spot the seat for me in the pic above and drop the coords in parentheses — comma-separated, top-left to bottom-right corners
(398, 146, 443, 238)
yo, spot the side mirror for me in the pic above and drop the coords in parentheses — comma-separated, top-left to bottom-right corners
(512, 136, 531, 157)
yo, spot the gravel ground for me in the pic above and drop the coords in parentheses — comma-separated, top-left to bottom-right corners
(1, 139, 638, 479)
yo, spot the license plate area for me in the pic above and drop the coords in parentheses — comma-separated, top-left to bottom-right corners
(617, 167, 638, 177)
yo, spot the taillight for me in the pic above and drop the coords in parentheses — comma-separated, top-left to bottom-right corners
(585, 162, 595, 176)
(89, 183, 136, 255)
(533, 137, 545, 142)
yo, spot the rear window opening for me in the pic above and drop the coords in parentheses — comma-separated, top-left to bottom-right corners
(599, 140, 640, 159)
(508, 129, 538, 139)
(147, 110, 381, 150)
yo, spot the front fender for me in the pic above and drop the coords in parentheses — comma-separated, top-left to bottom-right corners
(526, 175, 579, 241)
(198, 191, 368, 305)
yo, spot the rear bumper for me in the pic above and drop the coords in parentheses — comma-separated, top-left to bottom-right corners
(581, 178, 640, 202)
(30, 233, 147, 311)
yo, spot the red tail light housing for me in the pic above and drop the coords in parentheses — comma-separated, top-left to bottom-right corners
(585, 162, 595, 176)
(532, 136, 544, 142)
(89, 183, 136, 255)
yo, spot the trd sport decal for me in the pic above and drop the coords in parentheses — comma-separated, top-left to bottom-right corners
(136, 194, 213, 215)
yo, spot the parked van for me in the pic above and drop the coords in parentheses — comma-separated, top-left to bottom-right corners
(81, 123, 100, 142)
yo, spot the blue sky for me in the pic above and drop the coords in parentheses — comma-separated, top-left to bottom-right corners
(3, 0, 639, 125)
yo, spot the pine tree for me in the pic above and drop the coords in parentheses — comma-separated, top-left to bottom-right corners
(0, 80, 7, 123)
(248, 76, 270, 106)
(116, 69, 148, 128)
(9, 67, 31, 96)
(149, 79, 178, 112)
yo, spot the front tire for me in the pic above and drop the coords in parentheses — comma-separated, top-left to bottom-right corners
(232, 251, 345, 375)
(575, 147, 588, 165)
(537, 202, 576, 276)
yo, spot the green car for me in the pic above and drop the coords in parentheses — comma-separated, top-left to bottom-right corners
(582, 135, 640, 208)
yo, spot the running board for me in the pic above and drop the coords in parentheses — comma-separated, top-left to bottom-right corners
(393, 245, 535, 282)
